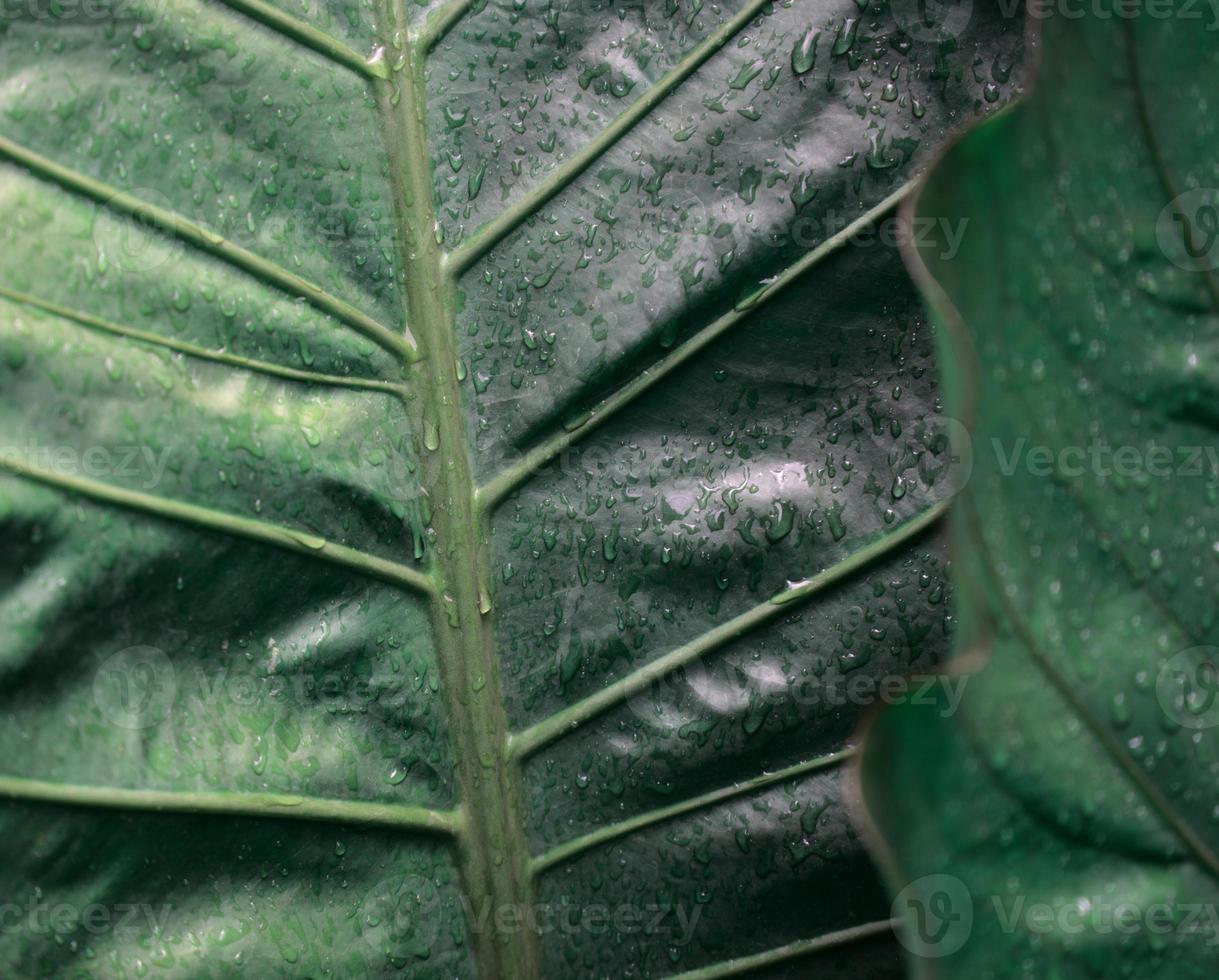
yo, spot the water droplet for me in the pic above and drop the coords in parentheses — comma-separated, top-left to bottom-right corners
(791, 28, 819, 75)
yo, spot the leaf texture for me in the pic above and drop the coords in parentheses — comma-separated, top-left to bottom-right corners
(860, 4, 1219, 978)
(0, 0, 1020, 976)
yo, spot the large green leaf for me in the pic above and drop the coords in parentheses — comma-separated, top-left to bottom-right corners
(859, 3, 1219, 978)
(0, 0, 1019, 976)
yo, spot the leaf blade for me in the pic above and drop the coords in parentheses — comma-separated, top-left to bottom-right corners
(861, 5, 1219, 976)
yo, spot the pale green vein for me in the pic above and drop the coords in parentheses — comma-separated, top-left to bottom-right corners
(419, 0, 480, 50)
(209, 0, 389, 79)
(476, 182, 916, 510)
(0, 285, 407, 397)
(372, 0, 543, 973)
(0, 137, 418, 362)
(961, 500, 1219, 885)
(508, 498, 949, 759)
(665, 919, 897, 980)
(0, 774, 457, 835)
(530, 747, 855, 876)
(445, 0, 777, 276)
(0, 457, 435, 596)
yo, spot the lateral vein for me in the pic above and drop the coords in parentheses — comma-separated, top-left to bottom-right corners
(476, 183, 915, 510)
(530, 747, 855, 876)
(962, 500, 1219, 885)
(508, 498, 948, 759)
(664, 919, 897, 980)
(0, 457, 435, 596)
(0, 285, 407, 396)
(419, 0, 481, 50)
(0, 136, 417, 362)
(209, 0, 389, 79)
(446, 0, 777, 275)
(1121, 22, 1219, 312)
(0, 774, 457, 834)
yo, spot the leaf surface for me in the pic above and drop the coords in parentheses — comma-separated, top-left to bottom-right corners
(860, 4, 1219, 977)
(0, 0, 1019, 975)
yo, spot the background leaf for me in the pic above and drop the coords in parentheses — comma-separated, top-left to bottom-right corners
(860, 2, 1219, 977)
(0, 0, 1019, 976)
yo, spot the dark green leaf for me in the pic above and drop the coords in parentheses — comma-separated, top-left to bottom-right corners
(860, 4, 1219, 977)
(0, 0, 1019, 975)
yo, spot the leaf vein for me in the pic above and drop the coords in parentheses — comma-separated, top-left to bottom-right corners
(529, 747, 854, 875)
(476, 182, 916, 509)
(209, 0, 389, 79)
(1121, 22, 1219, 312)
(508, 498, 948, 759)
(664, 918, 897, 980)
(0, 285, 407, 396)
(445, 0, 777, 276)
(0, 136, 417, 362)
(0, 456, 435, 596)
(962, 500, 1219, 883)
(368, 0, 543, 972)
(0, 774, 457, 834)
(419, 0, 481, 50)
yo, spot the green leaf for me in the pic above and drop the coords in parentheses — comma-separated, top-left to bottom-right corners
(0, 0, 1019, 976)
(859, 4, 1219, 977)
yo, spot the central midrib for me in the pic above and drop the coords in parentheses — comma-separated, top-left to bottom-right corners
(371, 4, 540, 977)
